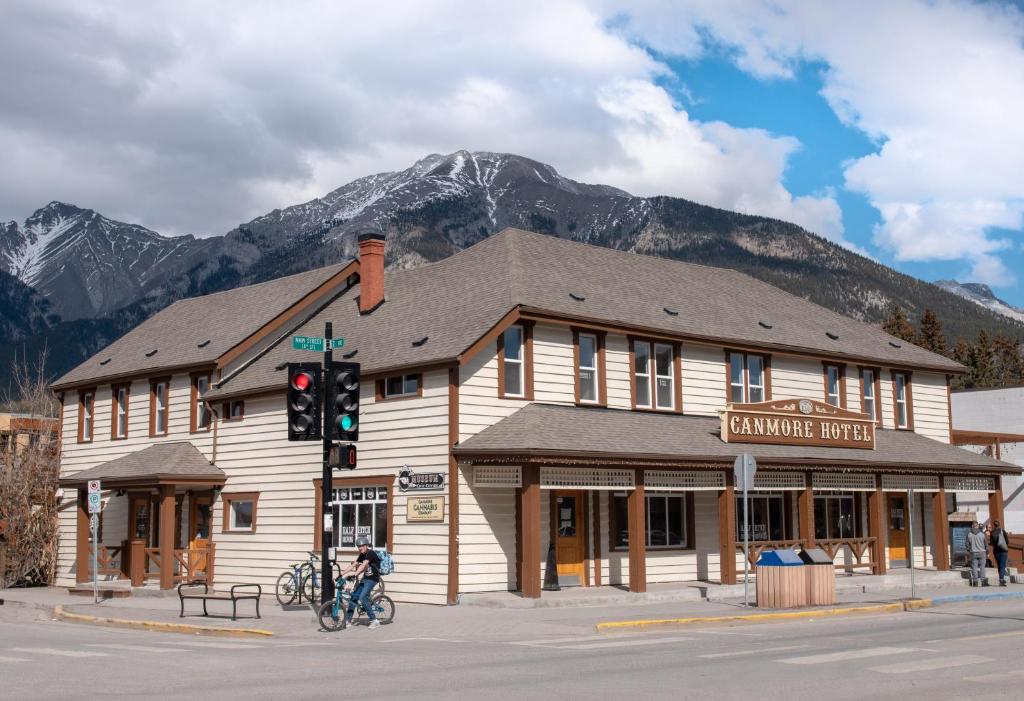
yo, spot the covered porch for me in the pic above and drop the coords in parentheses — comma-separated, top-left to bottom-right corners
(59, 442, 225, 590)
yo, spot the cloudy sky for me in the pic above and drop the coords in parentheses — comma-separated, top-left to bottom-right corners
(2, 1, 1023, 304)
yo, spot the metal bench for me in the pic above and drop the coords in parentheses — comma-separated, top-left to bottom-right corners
(177, 582, 261, 621)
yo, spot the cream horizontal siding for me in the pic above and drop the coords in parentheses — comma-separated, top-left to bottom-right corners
(911, 372, 950, 443)
(846, 372, 863, 415)
(770, 356, 826, 402)
(458, 345, 526, 443)
(532, 324, 575, 404)
(605, 333, 632, 410)
(680, 345, 726, 416)
(879, 369, 896, 429)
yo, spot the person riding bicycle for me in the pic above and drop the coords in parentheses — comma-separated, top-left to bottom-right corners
(338, 536, 381, 629)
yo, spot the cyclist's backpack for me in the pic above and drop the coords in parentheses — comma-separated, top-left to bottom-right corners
(375, 549, 394, 576)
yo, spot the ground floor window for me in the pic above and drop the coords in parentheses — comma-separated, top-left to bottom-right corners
(332, 486, 388, 550)
(611, 493, 689, 549)
(736, 492, 785, 541)
(814, 491, 859, 539)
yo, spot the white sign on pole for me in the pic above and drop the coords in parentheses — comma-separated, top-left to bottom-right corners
(87, 480, 101, 494)
(87, 492, 102, 514)
(733, 454, 756, 490)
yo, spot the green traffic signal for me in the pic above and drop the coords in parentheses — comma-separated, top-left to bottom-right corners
(339, 415, 354, 431)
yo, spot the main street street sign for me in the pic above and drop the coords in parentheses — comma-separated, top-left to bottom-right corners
(291, 336, 346, 352)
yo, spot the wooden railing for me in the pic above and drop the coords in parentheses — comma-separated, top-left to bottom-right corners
(737, 537, 878, 574)
(128, 540, 216, 587)
(89, 544, 125, 578)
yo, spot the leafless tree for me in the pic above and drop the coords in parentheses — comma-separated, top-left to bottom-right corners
(0, 349, 60, 587)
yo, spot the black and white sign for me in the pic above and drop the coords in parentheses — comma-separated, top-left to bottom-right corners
(397, 466, 446, 492)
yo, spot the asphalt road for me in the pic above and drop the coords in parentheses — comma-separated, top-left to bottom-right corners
(2, 600, 1023, 700)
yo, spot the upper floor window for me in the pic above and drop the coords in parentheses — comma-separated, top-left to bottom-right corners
(893, 372, 912, 429)
(824, 364, 845, 408)
(112, 384, 130, 439)
(576, 331, 600, 404)
(860, 368, 880, 422)
(728, 352, 767, 403)
(221, 400, 245, 422)
(632, 340, 677, 411)
(375, 374, 422, 400)
(78, 389, 95, 443)
(497, 323, 533, 400)
(149, 378, 169, 436)
(191, 373, 212, 432)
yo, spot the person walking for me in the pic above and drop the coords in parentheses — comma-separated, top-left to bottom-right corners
(989, 520, 1010, 587)
(966, 521, 988, 586)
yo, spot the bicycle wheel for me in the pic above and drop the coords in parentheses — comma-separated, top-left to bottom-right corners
(370, 594, 395, 624)
(302, 572, 319, 603)
(317, 600, 347, 632)
(275, 571, 299, 606)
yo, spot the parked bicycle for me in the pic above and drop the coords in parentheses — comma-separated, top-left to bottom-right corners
(275, 552, 341, 606)
(317, 575, 395, 631)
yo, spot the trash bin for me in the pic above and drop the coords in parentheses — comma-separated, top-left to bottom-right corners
(799, 547, 837, 605)
(755, 549, 806, 609)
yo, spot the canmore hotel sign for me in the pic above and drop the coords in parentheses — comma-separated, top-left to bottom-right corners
(721, 399, 876, 450)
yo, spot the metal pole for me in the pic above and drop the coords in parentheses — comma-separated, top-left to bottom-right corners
(91, 516, 98, 604)
(907, 487, 916, 599)
(743, 481, 750, 607)
(321, 321, 334, 605)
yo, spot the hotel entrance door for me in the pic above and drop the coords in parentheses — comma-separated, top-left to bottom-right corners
(887, 494, 908, 566)
(553, 491, 585, 586)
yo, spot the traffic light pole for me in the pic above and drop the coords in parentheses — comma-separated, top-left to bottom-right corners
(321, 321, 334, 605)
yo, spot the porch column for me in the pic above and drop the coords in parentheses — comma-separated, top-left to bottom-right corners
(718, 470, 737, 585)
(76, 488, 90, 584)
(518, 466, 541, 599)
(798, 471, 814, 546)
(627, 469, 646, 593)
(158, 485, 175, 589)
(867, 474, 887, 575)
(989, 477, 1005, 525)
(931, 480, 950, 570)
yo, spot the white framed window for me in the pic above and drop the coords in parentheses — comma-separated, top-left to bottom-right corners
(578, 333, 598, 403)
(612, 493, 689, 549)
(384, 374, 420, 399)
(223, 493, 259, 533)
(113, 385, 129, 439)
(80, 391, 94, 442)
(825, 365, 842, 407)
(894, 373, 909, 428)
(654, 343, 674, 410)
(152, 380, 168, 435)
(634, 342, 652, 408)
(862, 368, 877, 420)
(502, 325, 525, 397)
(747, 355, 765, 403)
(729, 353, 745, 403)
(192, 374, 211, 431)
(332, 485, 388, 550)
(729, 353, 767, 403)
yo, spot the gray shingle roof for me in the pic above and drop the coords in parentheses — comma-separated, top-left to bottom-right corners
(209, 228, 960, 400)
(52, 263, 350, 390)
(58, 441, 225, 485)
(454, 403, 1020, 474)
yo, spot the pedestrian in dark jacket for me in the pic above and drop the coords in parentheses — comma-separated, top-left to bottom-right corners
(989, 520, 1010, 586)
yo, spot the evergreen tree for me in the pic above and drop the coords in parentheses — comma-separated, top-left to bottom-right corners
(993, 332, 1024, 386)
(969, 329, 997, 388)
(950, 337, 972, 389)
(882, 304, 916, 343)
(916, 309, 947, 356)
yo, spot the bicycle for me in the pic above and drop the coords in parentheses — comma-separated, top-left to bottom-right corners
(317, 575, 395, 631)
(275, 552, 341, 606)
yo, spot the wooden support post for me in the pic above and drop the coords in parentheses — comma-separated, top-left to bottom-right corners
(627, 470, 646, 593)
(158, 485, 175, 589)
(519, 466, 541, 598)
(989, 478, 1005, 525)
(592, 491, 602, 587)
(76, 488, 90, 584)
(868, 474, 887, 575)
(718, 471, 737, 585)
(798, 471, 815, 547)
(130, 539, 145, 586)
(931, 484, 949, 571)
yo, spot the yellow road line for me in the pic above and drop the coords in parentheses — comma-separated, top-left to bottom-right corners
(596, 602, 912, 631)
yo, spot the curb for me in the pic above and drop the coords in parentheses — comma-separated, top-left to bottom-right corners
(930, 591, 1024, 605)
(53, 605, 275, 638)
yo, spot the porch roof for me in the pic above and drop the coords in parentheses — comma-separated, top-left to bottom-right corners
(59, 441, 226, 487)
(454, 404, 1022, 475)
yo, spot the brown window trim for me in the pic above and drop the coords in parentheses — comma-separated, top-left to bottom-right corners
(608, 490, 695, 552)
(890, 370, 914, 430)
(858, 366, 883, 425)
(148, 376, 171, 437)
(572, 327, 607, 407)
(190, 372, 213, 433)
(821, 362, 847, 409)
(77, 387, 96, 444)
(221, 400, 245, 422)
(724, 350, 772, 403)
(628, 337, 682, 413)
(374, 373, 425, 402)
(313, 475, 394, 553)
(110, 382, 131, 440)
(222, 492, 260, 534)
(497, 321, 534, 400)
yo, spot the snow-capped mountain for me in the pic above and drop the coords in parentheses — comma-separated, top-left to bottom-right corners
(935, 280, 1024, 324)
(0, 202, 234, 321)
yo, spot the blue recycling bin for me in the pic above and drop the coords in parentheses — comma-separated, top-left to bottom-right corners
(755, 549, 807, 608)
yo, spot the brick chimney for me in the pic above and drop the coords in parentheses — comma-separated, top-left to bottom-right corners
(358, 232, 386, 313)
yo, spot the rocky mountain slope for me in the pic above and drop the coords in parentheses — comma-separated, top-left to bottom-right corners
(2, 151, 1021, 388)
(935, 280, 1024, 324)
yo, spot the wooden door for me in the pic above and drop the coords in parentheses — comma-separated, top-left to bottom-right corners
(189, 494, 213, 549)
(887, 494, 908, 565)
(554, 491, 585, 585)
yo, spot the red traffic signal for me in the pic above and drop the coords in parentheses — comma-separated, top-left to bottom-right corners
(286, 362, 322, 441)
(291, 371, 312, 392)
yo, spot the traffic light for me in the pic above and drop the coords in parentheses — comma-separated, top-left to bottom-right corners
(326, 361, 360, 442)
(287, 362, 322, 441)
(329, 443, 357, 470)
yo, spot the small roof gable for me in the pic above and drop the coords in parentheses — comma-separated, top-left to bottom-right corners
(58, 441, 225, 486)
